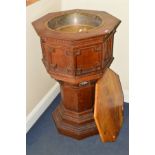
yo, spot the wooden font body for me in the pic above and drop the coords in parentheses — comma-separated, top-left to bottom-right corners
(32, 9, 121, 139)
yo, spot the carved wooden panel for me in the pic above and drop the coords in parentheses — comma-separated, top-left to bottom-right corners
(75, 44, 102, 75)
(102, 33, 114, 67)
(41, 41, 51, 71)
(43, 44, 75, 75)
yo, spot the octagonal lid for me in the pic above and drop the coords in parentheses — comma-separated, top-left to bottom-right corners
(94, 68, 124, 142)
(32, 9, 121, 40)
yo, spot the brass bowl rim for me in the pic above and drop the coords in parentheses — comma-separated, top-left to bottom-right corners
(45, 12, 104, 33)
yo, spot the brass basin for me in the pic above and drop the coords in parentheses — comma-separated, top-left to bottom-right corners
(47, 12, 103, 33)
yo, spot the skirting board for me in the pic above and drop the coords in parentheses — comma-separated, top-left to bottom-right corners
(26, 82, 129, 133)
(26, 82, 60, 133)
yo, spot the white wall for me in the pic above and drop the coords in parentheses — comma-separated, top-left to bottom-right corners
(26, 0, 61, 115)
(61, 0, 129, 94)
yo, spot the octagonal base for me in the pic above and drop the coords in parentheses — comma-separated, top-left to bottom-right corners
(52, 103, 98, 140)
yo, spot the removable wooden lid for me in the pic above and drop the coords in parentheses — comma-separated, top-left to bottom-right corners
(94, 68, 124, 142)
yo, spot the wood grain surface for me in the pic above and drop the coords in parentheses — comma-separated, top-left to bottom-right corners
(32, 9, 121, 139)
(94, 68, 124, 142)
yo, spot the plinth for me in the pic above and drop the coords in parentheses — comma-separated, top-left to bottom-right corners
(33, 9, 121, 139)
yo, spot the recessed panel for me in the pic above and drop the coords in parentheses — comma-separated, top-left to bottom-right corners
(76, 44, 102, 75)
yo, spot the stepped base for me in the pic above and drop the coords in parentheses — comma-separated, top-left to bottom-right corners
(52, 103, 98, 140)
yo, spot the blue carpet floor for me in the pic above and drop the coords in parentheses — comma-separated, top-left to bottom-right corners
(26, 94, 129, 155)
